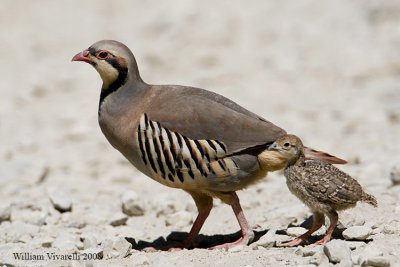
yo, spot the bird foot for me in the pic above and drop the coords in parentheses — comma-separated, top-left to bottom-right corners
(211, 230, 254, 250)
(314, 236, 331, 245)
(277, 238, 304, 247)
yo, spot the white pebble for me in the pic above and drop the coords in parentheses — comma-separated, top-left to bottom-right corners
(165, 210, 193, 229)
(390, 164, 400, 185)
(323, 239, 351, 263)
(342, 226, 372, 241)
(121, 190, 145, 216)
(0, 204, 11, 222)
(108, 212, 128, 226)
(286, 227, 307, 237)
(48, 188, 72, 212)
(361, 256, 390, 267)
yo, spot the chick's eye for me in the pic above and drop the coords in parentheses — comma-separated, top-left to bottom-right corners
(283, 142, 290, 148)
(97, 51, 109, 60)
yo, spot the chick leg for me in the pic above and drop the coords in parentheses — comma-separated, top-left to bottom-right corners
(212, 192, 255, 249)
(315, 210, 338, 245)
(279, 212, 325, 247)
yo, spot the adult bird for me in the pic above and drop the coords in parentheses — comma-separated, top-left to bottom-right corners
(72, 40, 346, 250)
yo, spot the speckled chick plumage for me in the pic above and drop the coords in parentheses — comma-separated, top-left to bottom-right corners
(269, 134, 377, 246)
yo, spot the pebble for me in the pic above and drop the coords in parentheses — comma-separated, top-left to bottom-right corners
(165, 210, 193, 229)
(5, 221, 39, 243)
(360, 243, 383, 258)
(121, 190, 145, 216)
(48, 188, 72, 212)
(108, 212, 128, 226)
(323, 239, 351, 263)
(361, 256, 390, 267)
(286, 227, 307, 237)
(251, 227, 278, 248)
(82, 234, 98, 249)
(297, 245, 322, 257)
(131, 254, 150, 265)
(309, 250, 330, 266)
(52, 232, 81, 251)
(0, 203, 11, 222)
(10, 208, 47, 226)
(346, 241, 366, 250)
(342, 226, 372, 240)
(390, 165, 400, 186)
(102, 237, 132, 259)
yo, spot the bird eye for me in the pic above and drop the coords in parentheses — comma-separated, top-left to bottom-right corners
(96, 51, 109, 60)
(283, 142, 290, 148)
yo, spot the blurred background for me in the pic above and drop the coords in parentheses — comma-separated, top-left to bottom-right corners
(0, 0, 399, 264)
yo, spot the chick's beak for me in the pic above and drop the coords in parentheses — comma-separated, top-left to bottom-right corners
(72, 50, 93, 64)
(268, 143, 278, 151)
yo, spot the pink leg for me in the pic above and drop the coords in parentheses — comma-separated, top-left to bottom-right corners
(315, 211, 338, 245)
(180, 195, 213, 249)
(279, 212, 325, 247)
(145, 193, 213, 252)
(212, 192, 254, 249)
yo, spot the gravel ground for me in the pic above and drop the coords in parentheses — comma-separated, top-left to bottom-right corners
(1, 1, 399, 266)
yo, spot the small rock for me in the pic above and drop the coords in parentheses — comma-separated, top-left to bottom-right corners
(131, 254, 150, 265)
(61, 212, 87, 229)
(10, 208, 47, 226)
(390, 165, 400, 185)
(108, 212, 128, 226)
(5, 221, 39, 243)
(298, 245, 322, 257)
(121, 190, 145, 216)
(251, 228, 278, 248)
(102, 237, 132, 259)
(0, 203, 11, 222)
(361, 256, 390, 267)
(310, 250, 330, 266)
(165, 210, 193, 229)
(82, 234, 98, 249)
(323, 239, 351, 263)
(346, 241, 366, 250)
(48, 188, 72, 212)
(360, 243, 383, 258)
(53, 232, 81, 251)
(382, 224, 396, 235)
(286, 227, 307, 237)
(343, 226, 372, 241)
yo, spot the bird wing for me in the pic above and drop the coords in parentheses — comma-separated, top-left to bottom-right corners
(143, 85, 286, 153)
(300, 161, 362, 205)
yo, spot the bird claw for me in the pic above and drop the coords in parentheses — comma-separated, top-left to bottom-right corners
(277, 238, 304, 247)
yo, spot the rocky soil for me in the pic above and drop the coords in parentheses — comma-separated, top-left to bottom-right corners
(1, 0, 399, 266)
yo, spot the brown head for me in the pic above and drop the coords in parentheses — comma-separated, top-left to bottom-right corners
(268, 134, 305, 166)
(72, 40, 144, 104)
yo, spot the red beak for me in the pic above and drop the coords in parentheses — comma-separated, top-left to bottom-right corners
(71, 50, 93, 64)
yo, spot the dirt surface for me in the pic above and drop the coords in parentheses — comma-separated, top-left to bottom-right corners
(1, 1, 399, 266)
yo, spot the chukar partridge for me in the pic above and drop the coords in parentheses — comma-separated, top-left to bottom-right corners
(268, 134, 377, 246)
(72, 40, 346, 250)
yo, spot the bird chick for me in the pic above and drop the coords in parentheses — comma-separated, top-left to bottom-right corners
(268, 134, 377, 246)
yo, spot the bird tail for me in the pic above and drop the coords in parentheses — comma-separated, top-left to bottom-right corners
(361, 192, 378, 207)
(304, 147, 347, 164)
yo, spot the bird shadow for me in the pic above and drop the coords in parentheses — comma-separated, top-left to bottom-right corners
(126, 229, 268, 251)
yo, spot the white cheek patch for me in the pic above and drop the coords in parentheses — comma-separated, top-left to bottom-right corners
(93, 59, 119, 89)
